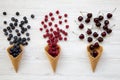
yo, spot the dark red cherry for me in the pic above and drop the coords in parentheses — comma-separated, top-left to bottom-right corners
(101, 32, 106, 37)
(93, 32, 98, 38)
(86, 29, 92, 35)
(106, 28, 112, 34)
(79, 34, 84, 40)
(104, 20, 109, 25)
(78, 16, 83, 22)
(79, 23, 84, 29)
(89, 44, 94, 50)
(94, 42, 100, 48)
(91, 50, 98, 58)
(85, 18, 90, 23)
(98, 15, 104, 21)
(87, 37, 93, 42)
(107, 13, 112, 19)
(97, 37, 103, 42)
(96, 22, 101, 27)
(87, 13, 92, 18)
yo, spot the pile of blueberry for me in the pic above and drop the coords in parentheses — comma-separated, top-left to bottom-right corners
(9, 44, 22, 57)
(40, 10, 69, 57)
(77, 11, 114, 57)
(2, 11, 34, 57)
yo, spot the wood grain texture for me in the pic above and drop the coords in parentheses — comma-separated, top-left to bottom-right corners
(0, 0, 120, 80)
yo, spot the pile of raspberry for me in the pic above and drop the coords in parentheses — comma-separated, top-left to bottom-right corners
(40, 10, 69, 57)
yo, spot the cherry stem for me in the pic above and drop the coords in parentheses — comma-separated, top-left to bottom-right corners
(72, 31, 79, 36)
(110, 24, 116, 29)
(111, 8, 117, 13)
(80, 11, 84, 16)
(74, 20, 79, 25)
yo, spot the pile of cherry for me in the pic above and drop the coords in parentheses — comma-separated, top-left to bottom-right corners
(77, 11, 114, 57)
(40, 10, 69, 57)
(2, 11, 34, 57)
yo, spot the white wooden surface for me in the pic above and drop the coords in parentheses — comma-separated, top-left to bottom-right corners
(0, 0, 120, 80)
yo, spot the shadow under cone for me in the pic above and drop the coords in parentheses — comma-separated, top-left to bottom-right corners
(87, 45, 103, 72)
(45, 45, 61, 72)
(7, 45, 23, 72)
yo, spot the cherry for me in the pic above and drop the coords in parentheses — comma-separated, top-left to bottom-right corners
(45, 15, 48, 18)
(64, 19, 67, 23)
(64, 37, 67, 41)
(98, 15, 104, 21)
(89, 44, 94, 50)
(87, 37, 93, 42)
(101, 32, 106, 37)
(107, 13, 112, 19)
(51, 17, 55, 21)
(86, 29, 92, 35)
(103, 25, 108, 30)
(85, 18, 90, 23)
(94, 18, 99, 23)
(106, 28, 112, 34)
(46, 29, 49, 33)
(64, 14, 68, 17)
(65, 25, 69, 29)
(97, 37, 103, 42)
(49, 12, 53, 16)
(87, 13, 92, 18)
(79, 34, 84, 40)
(56, 10, 59, 14)
(58, 16, 62, 19)
(59, 21, 62, 24)
(54, 24, 58, 27)
(91, 50, 98, 58)
(43, 24, 47, 28)
(41, 21, 44, 25)
(79, 23, 84, 29)
(44, 18, 48, 22)
(50, 28, 53, 32)
(104, 20, 109, 25)
(78, 16, 83, 22)
(48, 22, 52, 26)
(40, 28, 43, 31)
(96, 22, 101, 27)
(93, 32, 98, 37)
(94, 42, 99, 48)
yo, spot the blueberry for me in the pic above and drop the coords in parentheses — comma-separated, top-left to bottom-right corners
(22, 37, 26, 42)
(31, 14, 35, 19)
(3, 12, 7, 16)
(7, 27, 11, 30)
(17, 33, 21, 36)
(7, 37, 11, 41)
(27, 37, 30, 41)
(9, 34, 13, 38)
(9, 23, 13, 27)
(16, 12, 20, 16)
(15, 19, 18, 22)
(27, 25, 31, 29)
(26, 33, 29, 36)
(11, 17, 15, 21)
(3, 28, 7, 32)
(3, 21, 7, 24)
(23, 16, 27, 20)
(15, 29, 19, 33)
(4, 32, 8, 36)
(14, 22, 18, 26)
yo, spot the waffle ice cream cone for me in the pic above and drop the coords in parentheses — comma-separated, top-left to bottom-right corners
(7, 45, 23, 72)
(45, 45, 61, 72)
(87, 45, 103, 72)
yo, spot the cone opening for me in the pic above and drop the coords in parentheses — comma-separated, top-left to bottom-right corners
(45, 44, 60, 58)
(87, 44, 103, 58)
(7, 45, 23, 58)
